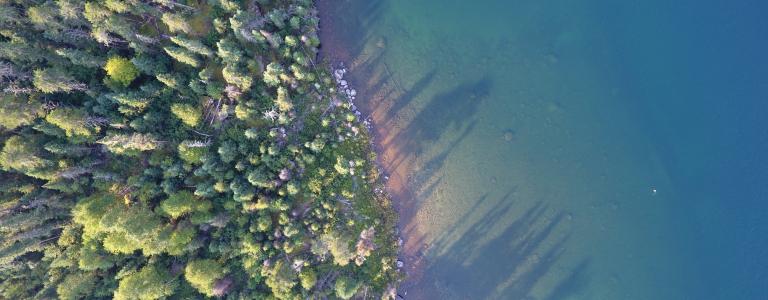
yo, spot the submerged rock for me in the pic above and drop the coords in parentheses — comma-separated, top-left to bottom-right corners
(503, 129, 515, 142)
(376, 36, 387, 49)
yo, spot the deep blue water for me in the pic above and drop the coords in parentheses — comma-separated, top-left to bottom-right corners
(322, 0, 768, 298)
(606, 1, 768, 298)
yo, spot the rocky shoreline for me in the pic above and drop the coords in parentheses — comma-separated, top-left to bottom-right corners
(315, 1, 424, 298)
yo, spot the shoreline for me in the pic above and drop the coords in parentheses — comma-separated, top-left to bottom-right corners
(315, 1, 431, 297)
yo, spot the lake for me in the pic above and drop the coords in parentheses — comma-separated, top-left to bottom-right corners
(319, 0, 768, 299)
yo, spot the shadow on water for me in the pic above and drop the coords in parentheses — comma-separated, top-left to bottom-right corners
(383, 79, 490, 228)
(317, 0, 387, 64)
(545, 259, 592, 300)
(383, 77, 492, 177)
(409, 191, 588, 300)
(401, 77, 491, 146)
(381, 69, 438, 120)
(319, 2, 591, 299)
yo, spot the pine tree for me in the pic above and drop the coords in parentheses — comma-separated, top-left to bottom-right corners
(263, 260, 298, 299)
(33, 68, 87, 93)
(161, 12, 191, 34)
(0, 95, 40, 130)
(56, 48, 105, 68)
(56, 272, 97, 300)
(171, 35, 214, 57)
(263, 62, 284, 86)
(275, 86, 293, 112)
(160, 190, 211, 219)
(163, 46, 201, 68)
(216, 38, 243, 63)
(184, 259, 226, 297)
(46, 107, 97, 138)
(334, 276, 360, 300)
(222, 63, 252, 91)
(0, 136, 53, 178)
(170, 103, 202, 127)
(114, 265, 178, 300)
(98, 133, 159, 155)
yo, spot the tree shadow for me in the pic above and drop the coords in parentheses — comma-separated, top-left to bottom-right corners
(545, 258, 591, 300)
(382, 69, 437, 120)
(404, 189, 589, 300)
(381, 77, 491, 183)
(402, 77, 491, 147)
(317, 0, 387, 65)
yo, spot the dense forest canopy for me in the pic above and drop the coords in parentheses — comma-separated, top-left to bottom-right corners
(0, 0, 400, 299)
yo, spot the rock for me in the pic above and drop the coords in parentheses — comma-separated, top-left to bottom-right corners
(376, 37, 387, 49)
(278, 168, 291, 181)
(503, 129, 515, 142)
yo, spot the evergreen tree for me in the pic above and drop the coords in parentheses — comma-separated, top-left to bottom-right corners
(105, 56, 139, 86)
(160, 190, 211, 219)
(184, 259, 226, 297)
(114, 265, 177, 300)
(0, 95, 40, 130)
(0, 136, 53, 178)
(263, 260, 298, 299)
(170, 35, 214, 57)
(46, 107, 96, 138)
(56, 272, 97, 300)
(170, 103, 202, 127)
(33, 68, 87, 93)
(161, 12, 191, 34)
(334, 276, 360, 300)
(98, 133, 159, 155)
(222, 63, 252, 91)
(56, 48, 105, 68)
(163, 46, 201, 68)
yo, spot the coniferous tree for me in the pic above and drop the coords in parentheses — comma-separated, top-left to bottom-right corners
(33, 68, 87, 93)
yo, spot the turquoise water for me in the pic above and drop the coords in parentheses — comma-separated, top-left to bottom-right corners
(320, 0, 768, 299)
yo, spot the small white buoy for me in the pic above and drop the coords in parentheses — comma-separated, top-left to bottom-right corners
(651, 187, 657, 196)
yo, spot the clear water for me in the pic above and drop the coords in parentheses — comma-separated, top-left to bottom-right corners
(320, 0, 768, 299)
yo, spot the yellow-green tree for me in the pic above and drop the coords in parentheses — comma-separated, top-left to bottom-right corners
(105, 56, 139, 86)
(46, 107, 96, 138)
(160, 190, 211, 219)
(114, 265, 178, 300)
(184, 259, 226, 297)
(170, 103, 202, 127)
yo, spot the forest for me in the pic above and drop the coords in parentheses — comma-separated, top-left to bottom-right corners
(0, 0, 400, 299)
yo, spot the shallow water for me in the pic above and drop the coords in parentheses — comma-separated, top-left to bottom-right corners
(320, 0, 768, 299)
